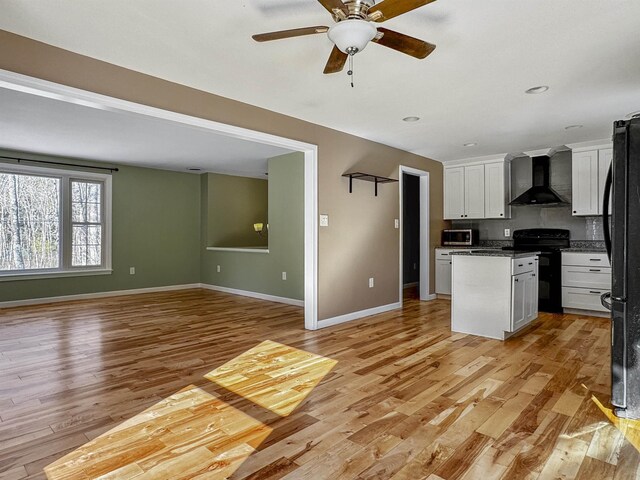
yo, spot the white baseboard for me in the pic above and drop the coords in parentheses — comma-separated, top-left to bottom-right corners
(317, 302, 402, 329)
(200, 284, 304, 307)
(0, 283, 202, 309)
(424, 293, 438, 301)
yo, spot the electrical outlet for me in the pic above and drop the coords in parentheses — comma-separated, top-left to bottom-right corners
(319, 214, 329, 227)
(129, 267, 135, 275)
(394, 219, 399, 229)
(504, 228, 511, 237)
(368, 277, 374, 288)
(216, 265, 221, 273)
(282, 271, 287, 280)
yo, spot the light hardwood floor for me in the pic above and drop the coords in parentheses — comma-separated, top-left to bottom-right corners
(0, 288, 637, 479)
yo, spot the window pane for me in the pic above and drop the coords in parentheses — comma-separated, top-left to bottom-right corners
(72, 224, 102, 266)
(0, 173, 60, 271)
(72, 180, 101, 223)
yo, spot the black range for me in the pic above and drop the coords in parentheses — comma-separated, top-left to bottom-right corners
(502, 228, 570, 313)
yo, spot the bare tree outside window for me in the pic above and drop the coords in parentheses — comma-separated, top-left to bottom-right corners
(71, 180, 102, 266)
(0, 173, 60, 271)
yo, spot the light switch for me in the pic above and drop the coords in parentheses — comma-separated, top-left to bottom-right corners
(282, 272, 287, 280)
(319, 214, 329, 227)
(394, 219, 399, 229)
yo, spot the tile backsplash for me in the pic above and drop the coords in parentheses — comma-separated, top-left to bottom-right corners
(452, 206, 604, 241)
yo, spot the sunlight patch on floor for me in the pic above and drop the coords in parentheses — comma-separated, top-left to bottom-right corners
(204, 340, 338, 417)
(592, 394, 640, 453)
(44, 385, 272, 479)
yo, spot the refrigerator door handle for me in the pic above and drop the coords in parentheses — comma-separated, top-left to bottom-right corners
(603, 164, 613, 262)
(601, 292, 613, 311)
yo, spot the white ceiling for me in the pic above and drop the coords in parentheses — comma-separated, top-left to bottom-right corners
(1, 1, 639, 162)
(0, 87, 293, 176)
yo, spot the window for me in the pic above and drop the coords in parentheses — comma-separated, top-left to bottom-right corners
(0, 163, 111, 279)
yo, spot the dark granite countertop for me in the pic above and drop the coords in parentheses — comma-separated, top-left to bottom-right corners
(449, 249, 540, 259)
(560, 248, 607, 253)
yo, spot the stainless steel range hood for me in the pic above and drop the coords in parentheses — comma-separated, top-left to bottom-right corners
(509, 155, 569, 206)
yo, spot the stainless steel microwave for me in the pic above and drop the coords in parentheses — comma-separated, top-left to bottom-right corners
(442, 229, 479, 246)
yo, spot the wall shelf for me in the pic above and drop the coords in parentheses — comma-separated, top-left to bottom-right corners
(342, 172, 398, 196)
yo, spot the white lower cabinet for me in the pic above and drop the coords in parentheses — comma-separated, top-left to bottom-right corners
(435, 248, 454, 295)
(561, 252, 611, 314)
(511, 270, 538, 332)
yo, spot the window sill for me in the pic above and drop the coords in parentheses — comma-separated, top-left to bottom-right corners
(206, 247, 269, 254)
(0, 268, 113, 282)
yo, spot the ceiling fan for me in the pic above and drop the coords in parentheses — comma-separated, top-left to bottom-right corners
(252, 0, 437, 80)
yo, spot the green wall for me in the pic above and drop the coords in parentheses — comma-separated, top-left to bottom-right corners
(206, 173, 268, 248)
(0, 151, 201, 302)
(200, 152, 304, 300)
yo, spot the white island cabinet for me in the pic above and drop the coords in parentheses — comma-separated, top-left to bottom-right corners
(451, 252, 539, 340)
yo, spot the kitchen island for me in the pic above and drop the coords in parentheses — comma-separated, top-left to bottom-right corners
(450, 250, 540, 340)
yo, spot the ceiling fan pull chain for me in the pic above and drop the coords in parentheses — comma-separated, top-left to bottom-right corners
(348, 53, 354, 88)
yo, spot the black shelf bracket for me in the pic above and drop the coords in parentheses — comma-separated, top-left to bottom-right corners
(342, 172, 398, 197)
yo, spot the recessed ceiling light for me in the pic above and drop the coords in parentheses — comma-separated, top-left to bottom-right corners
(403, 116, 420, 122)
(463, 142, 477, 147)
(525, 85, 549, 94)
(626, 111, 640, 119)
(187, 168, 202, 171)
(564, 124, 583, 130)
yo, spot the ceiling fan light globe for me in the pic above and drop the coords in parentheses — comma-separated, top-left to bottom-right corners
(328, 20, 377, 54)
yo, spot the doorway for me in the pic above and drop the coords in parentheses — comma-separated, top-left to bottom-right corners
(0, 69, 320, 329)
(399, 166, 433, 303)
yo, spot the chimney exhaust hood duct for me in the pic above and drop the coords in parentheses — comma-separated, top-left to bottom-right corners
(509, 155, 568, 206)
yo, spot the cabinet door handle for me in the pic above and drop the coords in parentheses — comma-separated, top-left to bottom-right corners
(589, 269, 601, 272)
(590, 290, 602, 294)
(514, 278, 519, 282)
(532, 274, 536, 277)
(590, 259, 602, 262)
(518, 264, 524, 267)
(528, 262, 533, 265)
(449, 262, 452, 265)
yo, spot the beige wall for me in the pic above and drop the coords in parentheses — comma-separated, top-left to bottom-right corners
(0, 30, 446, 321)
(206, 173, 268, 248)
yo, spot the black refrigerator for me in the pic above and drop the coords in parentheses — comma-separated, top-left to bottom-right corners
(601, 116, 640, 419)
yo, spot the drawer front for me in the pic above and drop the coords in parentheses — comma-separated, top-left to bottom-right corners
(562, 287, 609, 312)
(436, 249, 455, 259)
(562, 266, 611, 289)
(512, 257, 536, 275)
(562, 252, 610, 268)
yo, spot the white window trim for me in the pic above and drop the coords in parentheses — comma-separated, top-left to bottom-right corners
(0, 161, 112, 280)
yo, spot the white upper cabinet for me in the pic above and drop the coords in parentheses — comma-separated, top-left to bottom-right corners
(598, 148, 613, 215)
(444, 167, 465, 219)
(464, 165, 485, 219)
(484, 161, 511, 219)
(571, 145, 612, 216)
(572, 150, 599, 215)
(443, 159, 510, 220)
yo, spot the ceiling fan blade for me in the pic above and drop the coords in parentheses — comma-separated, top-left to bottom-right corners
(373, 27, 436, 59)
(252, 26, 329, 42)
(323, 46, 348, 74)
(317, 0, 347, 15)
(368, 0, 437, 22)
